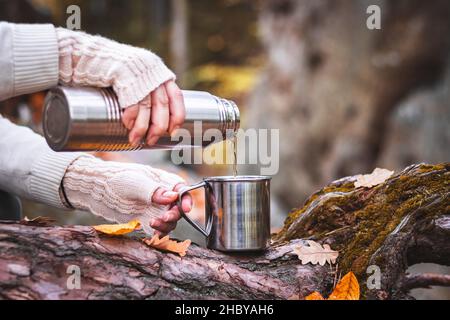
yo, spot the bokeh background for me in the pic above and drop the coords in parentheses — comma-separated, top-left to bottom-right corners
(0, 0, 449, 299)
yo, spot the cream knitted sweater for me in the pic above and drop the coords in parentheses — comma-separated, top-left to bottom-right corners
(63, 156, 184, 235)
(56, 27, 175, 109)
(0, 22, 183, 231)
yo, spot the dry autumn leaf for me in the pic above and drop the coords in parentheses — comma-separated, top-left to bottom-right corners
(143, 235, 191, 257)
(93, 220, 141, 235)
(305, 292, 325, 300)
(354, 168, 394, 188)
(328, 272, 360, 300)
(293, 240, 339, 266)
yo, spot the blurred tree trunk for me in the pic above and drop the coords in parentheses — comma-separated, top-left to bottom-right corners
(248, 0, 450, 207)
(170, 0, 189, 86)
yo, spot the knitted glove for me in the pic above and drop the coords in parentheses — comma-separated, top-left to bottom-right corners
(56, 27, 176, 109)
(62, 156, 185, 235)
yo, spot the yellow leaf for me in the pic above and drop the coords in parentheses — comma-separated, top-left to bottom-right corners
(93, 220, 141, 235)
(305, 292, 325, 300)
(328, 272, 360, 300)
(143, 235, 191, 257)
(354, 168, 394, 188)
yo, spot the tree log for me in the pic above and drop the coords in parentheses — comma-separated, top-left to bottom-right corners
(0, 163, 448, 300)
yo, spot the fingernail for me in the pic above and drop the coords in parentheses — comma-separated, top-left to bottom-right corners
(170, 126, 181, 137)
(163, 214, 171, 222)
(147, 135, 159, 146)
(163, 191, 178, 198)
(150, 219, 156, 227)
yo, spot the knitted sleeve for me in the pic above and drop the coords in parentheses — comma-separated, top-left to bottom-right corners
(62, 156, 185, 234)
(56, 27, 176, 109)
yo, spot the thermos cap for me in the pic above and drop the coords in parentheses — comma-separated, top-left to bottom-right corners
(43, 88, 73, 151)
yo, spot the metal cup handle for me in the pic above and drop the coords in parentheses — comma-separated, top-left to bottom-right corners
(177, 181, 212, 237)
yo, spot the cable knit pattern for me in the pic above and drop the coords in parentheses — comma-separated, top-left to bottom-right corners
(56, 27, 176, 109)
(63, 156, 184, 235)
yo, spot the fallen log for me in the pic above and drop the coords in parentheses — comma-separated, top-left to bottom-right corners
(0, 163, 448, 300)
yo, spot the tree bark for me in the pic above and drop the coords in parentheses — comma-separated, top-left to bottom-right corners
(0, 163, 448, 300)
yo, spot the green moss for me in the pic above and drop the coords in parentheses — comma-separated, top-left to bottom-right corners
(417, 163, 446, 173)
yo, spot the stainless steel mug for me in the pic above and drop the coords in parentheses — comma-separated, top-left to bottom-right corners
(178, 176, 271, 252)
(43, 86, 240, 151)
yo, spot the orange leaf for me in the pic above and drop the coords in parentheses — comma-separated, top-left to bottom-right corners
(328, 272, 360, 300)
(305, 292, 325, 300)
(143, 235, 191, 257)
(93, 220, 141, 235)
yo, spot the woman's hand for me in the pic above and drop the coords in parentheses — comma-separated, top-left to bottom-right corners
(56, 28, 185, 147)
(150, 183, 192, 235)
(62, 156, 191, 235)
(121, 80, 186, 147)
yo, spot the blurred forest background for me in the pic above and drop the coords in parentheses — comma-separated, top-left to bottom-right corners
(0, 0, 449, 299)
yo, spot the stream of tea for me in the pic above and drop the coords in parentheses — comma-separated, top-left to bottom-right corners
(232, 132, 238, 176)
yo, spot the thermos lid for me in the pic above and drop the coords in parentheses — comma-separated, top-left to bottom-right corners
(43, 87, 72, 151)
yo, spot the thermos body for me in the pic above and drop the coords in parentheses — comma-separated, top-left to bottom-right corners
(43, 86, 240, 151)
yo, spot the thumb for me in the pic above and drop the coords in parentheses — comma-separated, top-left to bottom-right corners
(151, 187, 178, 205)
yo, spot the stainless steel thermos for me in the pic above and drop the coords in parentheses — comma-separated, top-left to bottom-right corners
(178, 176, 271, 251)
(43, 86, 240, 151)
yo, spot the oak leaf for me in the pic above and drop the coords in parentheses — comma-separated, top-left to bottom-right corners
(293, 240, 338, 266)
(305, 292, 325, 300)
(328, 272, 360, 300)
(93, 220, 141, 235)
(354, 168, 394, 188)
(143, 235, 191, 257)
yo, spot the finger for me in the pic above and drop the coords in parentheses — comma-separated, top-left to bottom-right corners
(173, 183, 192, 213)
(147, 85, 170, 145)
(153, 229, 164, 237)
(165, 80, 185, 134)
(151, 218, 177, 234)
(162, 207, 181, 223)
(181, 194, 193, 213)
(151, 188, 178, 205)
(129, 95, 151, 146)
(122, 105, 139, 130)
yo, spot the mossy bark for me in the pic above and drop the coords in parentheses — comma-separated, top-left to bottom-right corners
(275, 163, 449, 298)
(0, 163, 448, 299)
